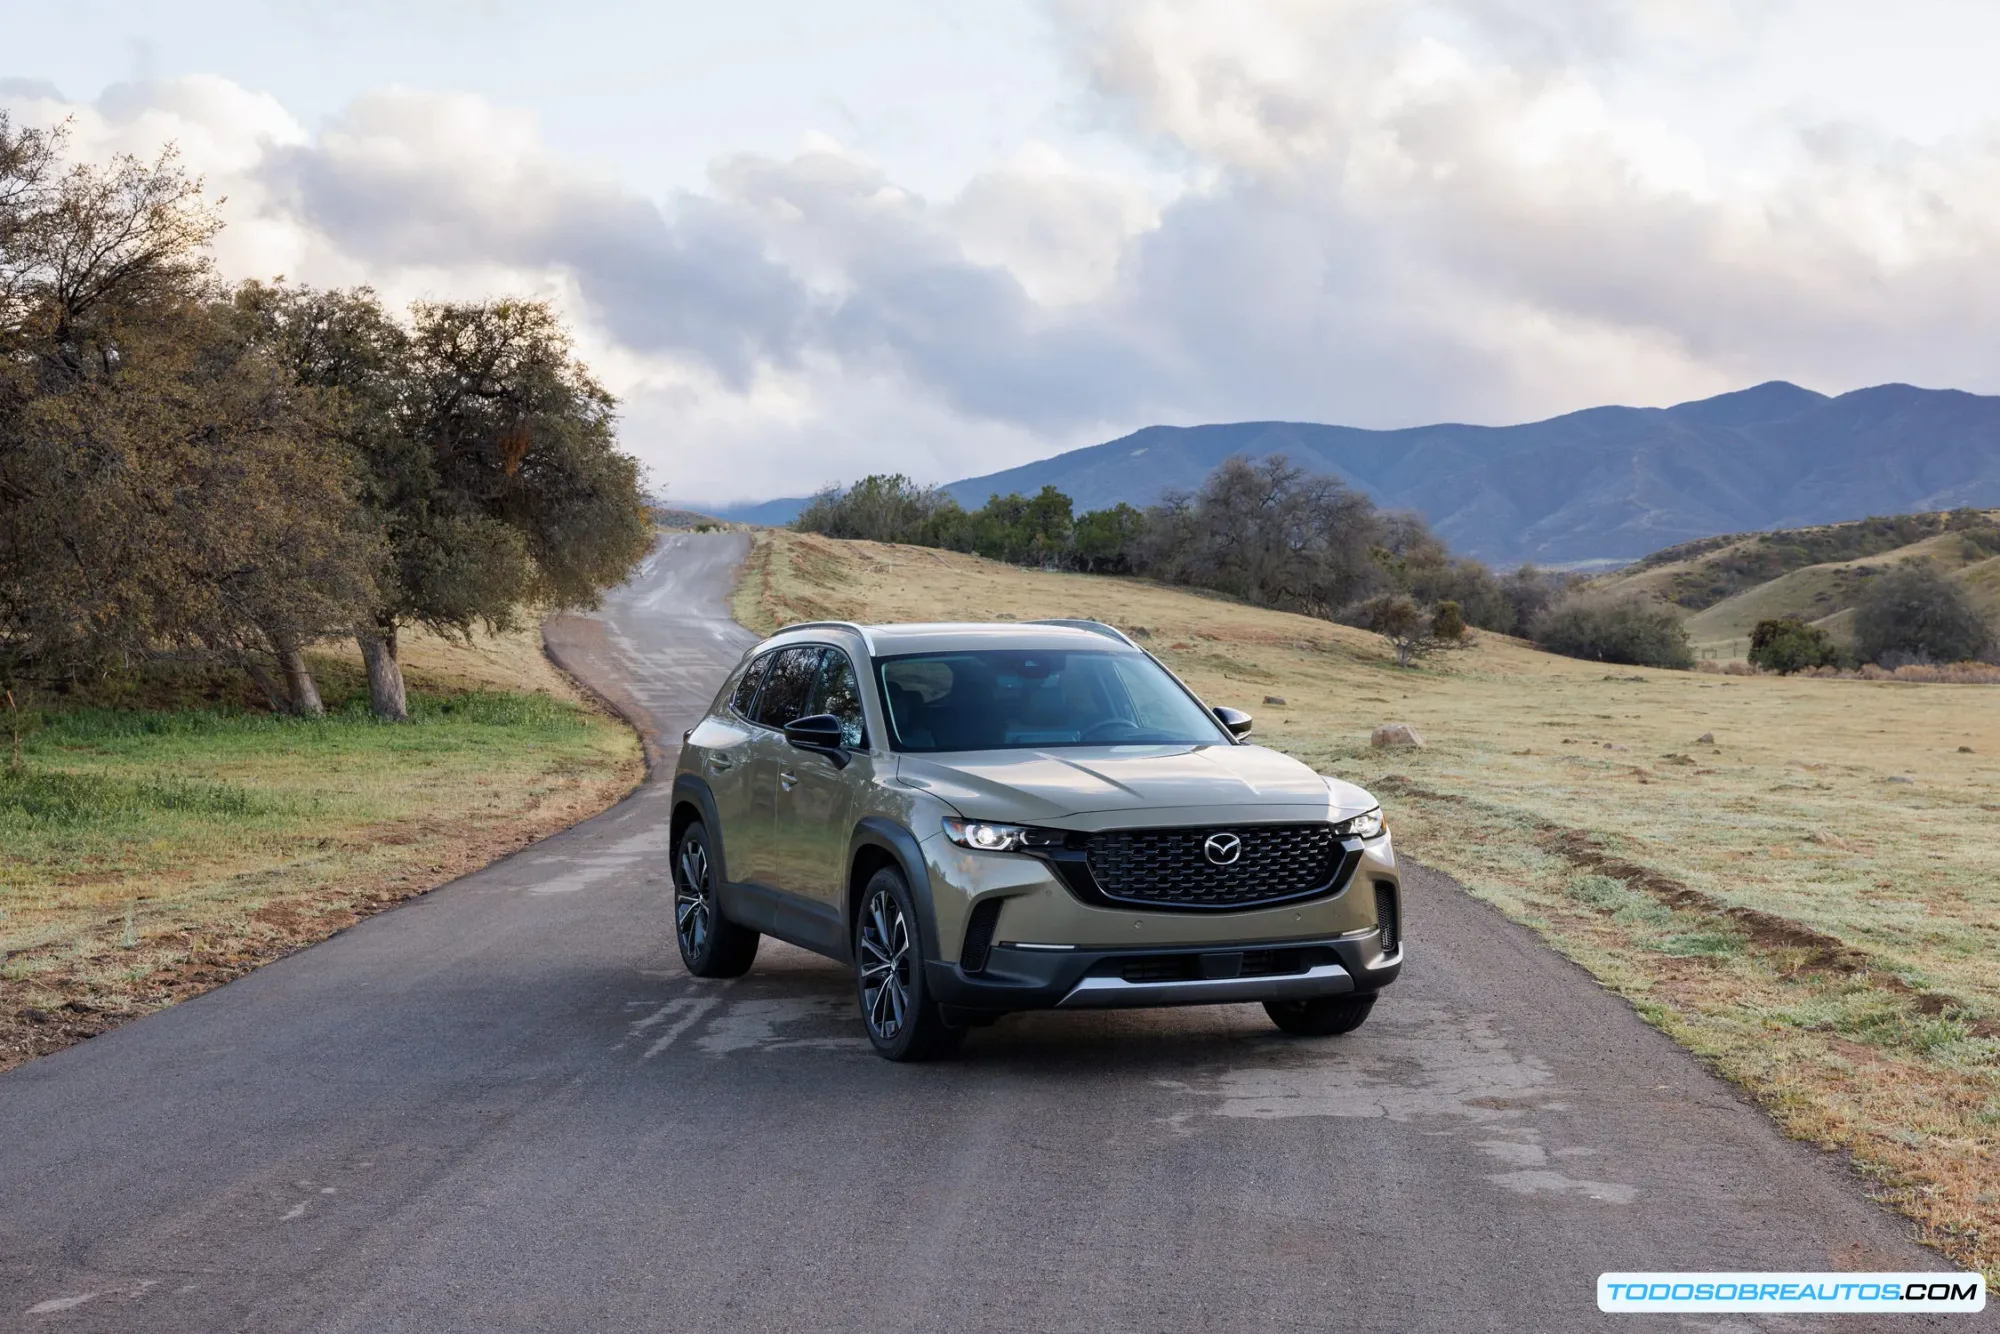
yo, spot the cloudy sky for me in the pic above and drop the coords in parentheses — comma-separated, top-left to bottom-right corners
(9, 1, 2000, 506)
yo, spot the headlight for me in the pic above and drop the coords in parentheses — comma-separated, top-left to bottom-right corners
(941, 818, 1065, 852)
(1334, 807, 1386, 840)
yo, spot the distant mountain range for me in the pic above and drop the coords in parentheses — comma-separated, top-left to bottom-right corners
(706, 381, 2000, 565)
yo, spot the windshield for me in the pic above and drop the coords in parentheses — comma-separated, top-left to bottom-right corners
(874, 649, 1230, 752)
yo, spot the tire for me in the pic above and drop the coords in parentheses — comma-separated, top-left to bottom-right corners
(853, 866, 964, 1062)
(1264, 992, 1376, 1037)
(672, 820, 759, 978)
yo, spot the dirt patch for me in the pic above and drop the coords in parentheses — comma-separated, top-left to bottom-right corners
(1541, 827, 1997, 1037)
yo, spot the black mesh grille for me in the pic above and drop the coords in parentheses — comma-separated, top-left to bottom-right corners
(1085, 824, 1338, 909)
(959, 898, 1004, 974)
(1374, 881, 1401, 954)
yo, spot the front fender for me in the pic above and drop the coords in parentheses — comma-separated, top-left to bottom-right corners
(849, 816, 941, 962)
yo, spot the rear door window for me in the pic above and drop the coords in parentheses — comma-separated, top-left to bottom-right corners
(730, 653, 770, 717)
(753, 646, 823, 729)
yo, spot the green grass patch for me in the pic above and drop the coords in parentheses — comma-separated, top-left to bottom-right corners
(0, 686, 633, 905)
(0, 768, 280, 826)
(1647, 928, 1748, 959)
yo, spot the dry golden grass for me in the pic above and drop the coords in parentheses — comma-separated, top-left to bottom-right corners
(0, 622, 642, 1071)
(738, 529, 2000, 1277)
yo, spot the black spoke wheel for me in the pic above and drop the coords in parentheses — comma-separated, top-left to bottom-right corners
(672, 820, 759, 978)
(1265, 992, 1376, 1037)
(853, 867, 963, 1061)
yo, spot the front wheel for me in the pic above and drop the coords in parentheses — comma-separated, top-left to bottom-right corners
(673, 820, 759, 978)
(1265, 992, 1376, 1036)
(853, 868, 964, 1062)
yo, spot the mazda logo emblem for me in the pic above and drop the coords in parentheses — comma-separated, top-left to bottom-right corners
(1202, 832, 1243, 866)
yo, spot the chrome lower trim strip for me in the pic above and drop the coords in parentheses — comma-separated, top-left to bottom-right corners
(1056, 962, 1354, 1009)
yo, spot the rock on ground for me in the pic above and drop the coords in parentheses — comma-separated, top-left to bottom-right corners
(1371, 722, 1426, 749)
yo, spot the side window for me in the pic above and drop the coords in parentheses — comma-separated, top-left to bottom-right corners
(809, 650, 868, 748)
(753, 646, 823, 729)
(730, 653, 770, 718)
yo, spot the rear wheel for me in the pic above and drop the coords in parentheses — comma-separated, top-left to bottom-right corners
(854, 867, 964, 1062)
(1265, 993, 1376, 1036)
(673, 820, 759, 978)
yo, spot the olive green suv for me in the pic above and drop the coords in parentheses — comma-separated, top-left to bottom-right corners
(669, 620, 1402, 1061)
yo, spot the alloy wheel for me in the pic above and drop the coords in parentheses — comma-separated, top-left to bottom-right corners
(675, 835, 713, 957)
(858, 888, 911, 1041)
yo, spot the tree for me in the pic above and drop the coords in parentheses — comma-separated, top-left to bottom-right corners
(1073, 503, 1145, 572)
(794, 473, 961, 546)
(1357, 594, 1466, 667)
(1370, 514, 1499, 631)
(1496, 564, 1573, 638)
(1141, 455, 1385, 617)
(238, 282, 429, 716)
(224, 291, 657, 720)
(313, 299, 652, 719)
(1747, 617, 1841, 674)
(1531, 593, 1694, 669)
(965, 486, 1074, 564)
(1, 130, 374, 711)
(1851, 564, 1992, 666)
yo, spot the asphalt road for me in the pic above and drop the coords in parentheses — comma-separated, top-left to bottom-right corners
(0, 532, 1956, 1333)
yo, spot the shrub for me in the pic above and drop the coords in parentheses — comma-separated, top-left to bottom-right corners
(1530, 593, 1694, 669)
(1851, 564, 1992, 665)
(1430, 600, 1467, 642)
(1748, 617, 1843, 674)
(1356, 594, 1467, 667)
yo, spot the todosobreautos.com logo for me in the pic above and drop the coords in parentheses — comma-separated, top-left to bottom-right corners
(1598, 1273, 1985, 1314)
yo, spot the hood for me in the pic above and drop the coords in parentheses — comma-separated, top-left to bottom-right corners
(896, 743, 1378, 826)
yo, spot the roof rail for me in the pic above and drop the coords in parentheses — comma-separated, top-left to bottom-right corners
(770, 620, 872, 646)
(1027, 618, 1138, 647)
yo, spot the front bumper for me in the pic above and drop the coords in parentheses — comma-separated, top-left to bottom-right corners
(926, 928, 1401, 1019)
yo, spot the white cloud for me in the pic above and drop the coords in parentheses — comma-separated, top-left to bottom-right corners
(9, 1, 2000, 506)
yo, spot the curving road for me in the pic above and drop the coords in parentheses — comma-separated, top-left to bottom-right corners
(0, 532, 1952, 1332)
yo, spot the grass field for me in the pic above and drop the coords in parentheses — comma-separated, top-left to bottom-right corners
(736, 529, 2000, 1278)
(0, 625, 642, 1071)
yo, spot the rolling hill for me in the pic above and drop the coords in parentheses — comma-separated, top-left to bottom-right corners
(709, 381, 2000, 566)
(1592, 508, 2000, 659)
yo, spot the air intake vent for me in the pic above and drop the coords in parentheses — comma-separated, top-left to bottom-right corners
(1374, 882, 1401, 955)
(959, 898, 1005, 974)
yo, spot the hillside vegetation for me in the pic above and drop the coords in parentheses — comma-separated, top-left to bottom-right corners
(717, 380, 2000, 565)
(737, 528, 2000, 1278)
(1595, 510, 2000, 660)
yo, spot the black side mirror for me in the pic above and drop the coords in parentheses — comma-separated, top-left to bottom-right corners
(784, 713, 850, 766)
(1213, 706, 1253, 739)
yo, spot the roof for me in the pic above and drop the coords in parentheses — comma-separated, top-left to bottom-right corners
(763, 619, 1141, 656)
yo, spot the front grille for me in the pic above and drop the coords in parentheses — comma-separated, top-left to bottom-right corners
(1375, 881, 1401, 953)
(1085, 824, 1339, 910)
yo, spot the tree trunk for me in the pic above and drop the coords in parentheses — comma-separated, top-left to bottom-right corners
(358, 618, 409, 722)
(236, 654, 288, 713)
(265, 629, 325, 717)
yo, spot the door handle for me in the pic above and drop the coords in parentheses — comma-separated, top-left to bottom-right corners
(778, 770, 799, 791)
